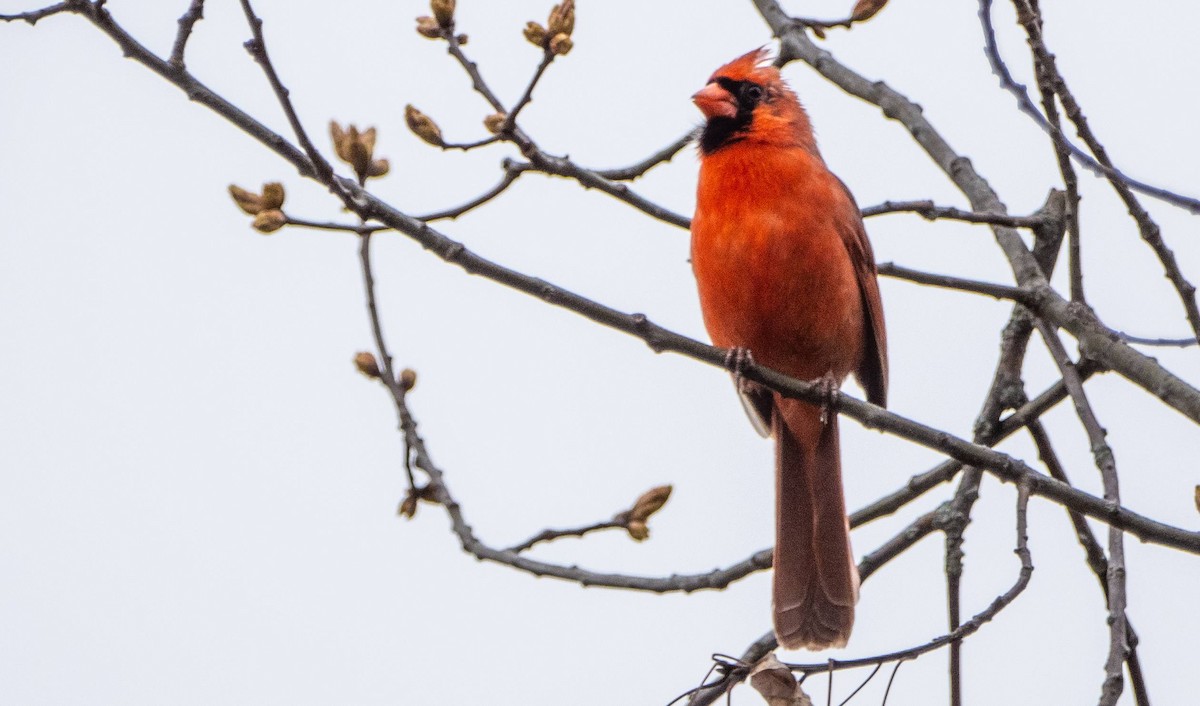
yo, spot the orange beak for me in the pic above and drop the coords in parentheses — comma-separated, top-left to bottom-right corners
(692, 82, 737, 120)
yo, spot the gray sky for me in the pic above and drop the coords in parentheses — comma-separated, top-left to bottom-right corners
(2, 1, 1198, 704)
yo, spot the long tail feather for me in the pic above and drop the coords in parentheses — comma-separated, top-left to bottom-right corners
(772, 396, 859, 650)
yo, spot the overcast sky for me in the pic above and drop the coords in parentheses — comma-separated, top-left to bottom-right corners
(3, 1, 1198, 704)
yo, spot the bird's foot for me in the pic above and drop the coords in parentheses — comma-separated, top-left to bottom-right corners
(724, 347, 757, 394)
(815, 372, 841, 425)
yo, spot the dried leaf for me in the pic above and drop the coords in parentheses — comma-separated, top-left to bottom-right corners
(749, 654, 813, 706)
(851, 0, 888, 22)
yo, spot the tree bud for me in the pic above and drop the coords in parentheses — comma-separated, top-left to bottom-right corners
(549, 33, 572, 56)
(405, 105, 444, 147)
(228, 182, 285, 215)
(547, 0, 574, 38)
(415, 15, 441, 39)
(354, 351, 381, 379)
(252, 209, 287, 233)
(523, 21, 546, 47)
(483, 113, 507, 134)
(430, 0, 455, 27)
(367, 158, 390, 178)
(628, 485, 672, 523)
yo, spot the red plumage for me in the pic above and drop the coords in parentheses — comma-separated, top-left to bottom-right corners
(691, 49, 887, 650)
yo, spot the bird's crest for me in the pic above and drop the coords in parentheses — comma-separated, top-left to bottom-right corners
(708, 47, 777, 85)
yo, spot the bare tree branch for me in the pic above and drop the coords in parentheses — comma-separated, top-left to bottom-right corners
(879, 262, 1032, 302)
(592, 129, 699, 181)
(1115, 331, 1198, 348)
(8, 6, 1198, 704)
(505, 156, 691, 228)
(977, 0, 1200, 215)
(686, 484, 1033, 705)
(0, 1, 72, 24)
(754, 0, 1200, 425)
(501, 48, 555, 132)
(861, 199, 1047, 228)
(237, 0, 338, 187)
(1010, 0, 1200, 348)
(1027, 420, 1150, 706)
(1033, 319, 1129, 705)
(42, 0, 1197, 559)
(414, 168, 522, 222)
(167, 0, 204, 70)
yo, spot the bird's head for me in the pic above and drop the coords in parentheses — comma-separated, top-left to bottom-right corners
(693, 48, 817, 156)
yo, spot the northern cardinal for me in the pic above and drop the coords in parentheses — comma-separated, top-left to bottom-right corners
(690, 49, 888, 650)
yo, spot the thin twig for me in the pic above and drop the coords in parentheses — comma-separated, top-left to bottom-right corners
(506, 157, 691, 228)
(1033, 319, 1128, 705)
(501, 49, 555, 131)
(878, 262, 1031, 303)
(440, 135, 502, 151)
(442, 31, 508, 116)
(976, 0, 1200, 215)
(237, 0, 338, 184)
(1026, 421, 1150, 706)
(1115, 331, 1198, 348)
(1004, 0, 1084, 303)
(592, 129, 699, 181)
(286, 216, 387, 234)
(414, 169, 521, 222)
(436, 31, 690, 228)
(881, 661, 905, 706)
(0, 1, 73, 23)
(505, 519, 625, 554)
(167, 0, 205, 70)
(939, 195, 1065, 706)
(1014, 0, 1200, 347)
(861, 200, 1046, 228)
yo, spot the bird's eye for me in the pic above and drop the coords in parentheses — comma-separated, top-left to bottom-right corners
(742, 84, 764, 103)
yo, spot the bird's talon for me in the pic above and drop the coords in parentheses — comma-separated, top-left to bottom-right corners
(724, 347, 756, 393)
(816, 372, 840, 425)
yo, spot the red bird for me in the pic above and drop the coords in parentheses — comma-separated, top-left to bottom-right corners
(690, 49, 888, 650)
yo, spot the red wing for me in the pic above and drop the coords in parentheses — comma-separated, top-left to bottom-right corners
(834, 179, 888, 408)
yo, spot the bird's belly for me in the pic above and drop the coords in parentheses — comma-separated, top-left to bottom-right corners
(692, 220, 864, 382)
